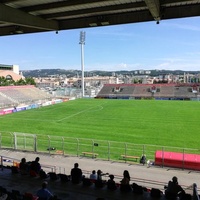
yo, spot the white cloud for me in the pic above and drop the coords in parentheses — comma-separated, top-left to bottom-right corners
(163, 21, 200, 32)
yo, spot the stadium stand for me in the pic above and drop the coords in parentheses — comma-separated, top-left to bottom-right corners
(174, 86, 196, 99)
(154, 84, 175, 99)
(0, 87, 27, 103)
(0, 93, 14, 107)
(132, 85, 151, 98)
(0, 151, 199, 200)
(96, 83, 200, 100)
(96, 84, 116, 98)
(0, 86, 52, 108)
(110, 85, 136, 99)
(16, 86, 51, 100)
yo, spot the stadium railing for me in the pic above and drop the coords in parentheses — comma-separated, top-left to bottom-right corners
(1, 131, 200, 172)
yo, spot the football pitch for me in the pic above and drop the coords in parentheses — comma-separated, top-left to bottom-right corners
(1, 98, 200, 149)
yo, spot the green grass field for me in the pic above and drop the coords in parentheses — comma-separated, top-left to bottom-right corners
(1, 98, 200, 149)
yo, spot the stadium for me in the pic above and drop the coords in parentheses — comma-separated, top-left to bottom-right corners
(1, 1, 200, 200)
(1, 70, 200, 199)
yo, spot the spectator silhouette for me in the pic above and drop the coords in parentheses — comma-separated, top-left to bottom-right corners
(120, 170, 131, 192)
(30, 157, 41, 176)
(70, 163, 82, 184)
(107, 174, 117, 191)
(140, 154, 146, 165)
(165, 176, 185, 199)
(90, 170, 97, 181)
(37, 181, 54, 200)
(97, 170, 103, 181)
(19, 158, 29, 175)
(95, 170, 107, 188)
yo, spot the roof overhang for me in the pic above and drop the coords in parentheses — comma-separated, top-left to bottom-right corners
(0, 0, 200, 36)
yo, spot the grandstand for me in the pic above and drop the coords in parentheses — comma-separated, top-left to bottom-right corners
(153, 85, 175, 99)
(96, 83, 200, 100)
(133, 85, 151, 99)
(0, 85, 52, 109)
(0, 150, 199, 200)
(97, 84, 135, 99)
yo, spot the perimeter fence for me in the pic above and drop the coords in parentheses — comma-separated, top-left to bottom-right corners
(1, 131, 200, 170)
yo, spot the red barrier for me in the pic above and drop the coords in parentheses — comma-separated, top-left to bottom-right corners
(0, 110, 5, 115)
(155, 150, 200, 171)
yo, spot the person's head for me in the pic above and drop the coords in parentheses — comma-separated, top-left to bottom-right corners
(123, 170, 130, 179)
(92, 170, 96, 174)
(109, 174, 114, 180)
(21, 158, 26, 163)
(172, 176, 178, 184)
(74, 163, 79, 168)
(35, 157, 40, 162)
(97, 170, 102, 175)
(42, 181, 48, 189)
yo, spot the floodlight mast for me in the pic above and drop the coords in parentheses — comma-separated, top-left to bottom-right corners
(79, 31, 86, 98)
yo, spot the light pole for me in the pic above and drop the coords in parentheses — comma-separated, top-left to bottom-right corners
(79, 31, 86, 98)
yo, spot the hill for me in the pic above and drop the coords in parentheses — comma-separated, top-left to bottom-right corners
(21, 69, 200, 78)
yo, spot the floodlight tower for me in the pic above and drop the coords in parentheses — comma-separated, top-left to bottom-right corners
(79, 31, 86, 98)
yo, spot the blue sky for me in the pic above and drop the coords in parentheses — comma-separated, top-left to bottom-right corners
(0, 16, 200, 71)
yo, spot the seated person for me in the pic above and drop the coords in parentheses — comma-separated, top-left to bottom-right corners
(90, 170, 97, 182)
(107, 175, 117, 191)
(70, 163, 82, 184)
(165, 176, 185, 199)
(19, 158, 29, 175)
(140, 155, 146, 165)
(120, 170, 132, 192)
(30, 157, 41, 176)
(37, 181, 53, 200)
(39, 169, 48, 179)
(95, 170, 107, 188)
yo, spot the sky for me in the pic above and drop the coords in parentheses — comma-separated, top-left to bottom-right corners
(0, 16, 200, 72)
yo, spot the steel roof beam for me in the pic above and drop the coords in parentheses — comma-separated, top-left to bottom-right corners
(0, 3, 59, 31)
(144, 0, 161, 22)
(41, 2, 147, 20)
(162, 0, 199, 5)
(21, 0, 110, 12)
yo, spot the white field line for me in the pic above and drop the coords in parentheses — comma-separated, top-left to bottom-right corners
(56, 104, 105, 122)
(86, 105, 104, 112)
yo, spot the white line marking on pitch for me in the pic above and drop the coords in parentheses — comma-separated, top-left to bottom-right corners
(56, 102, 107, 122)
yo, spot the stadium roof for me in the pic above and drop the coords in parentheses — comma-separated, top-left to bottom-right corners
(0, 0, 200, 36)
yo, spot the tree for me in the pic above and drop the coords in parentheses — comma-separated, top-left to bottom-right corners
(15, 78, 26, 85)
(25, 77, 36, 85)
(0, 76, 14, 86)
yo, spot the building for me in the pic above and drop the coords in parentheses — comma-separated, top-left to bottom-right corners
(0, 64, 24, 81)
